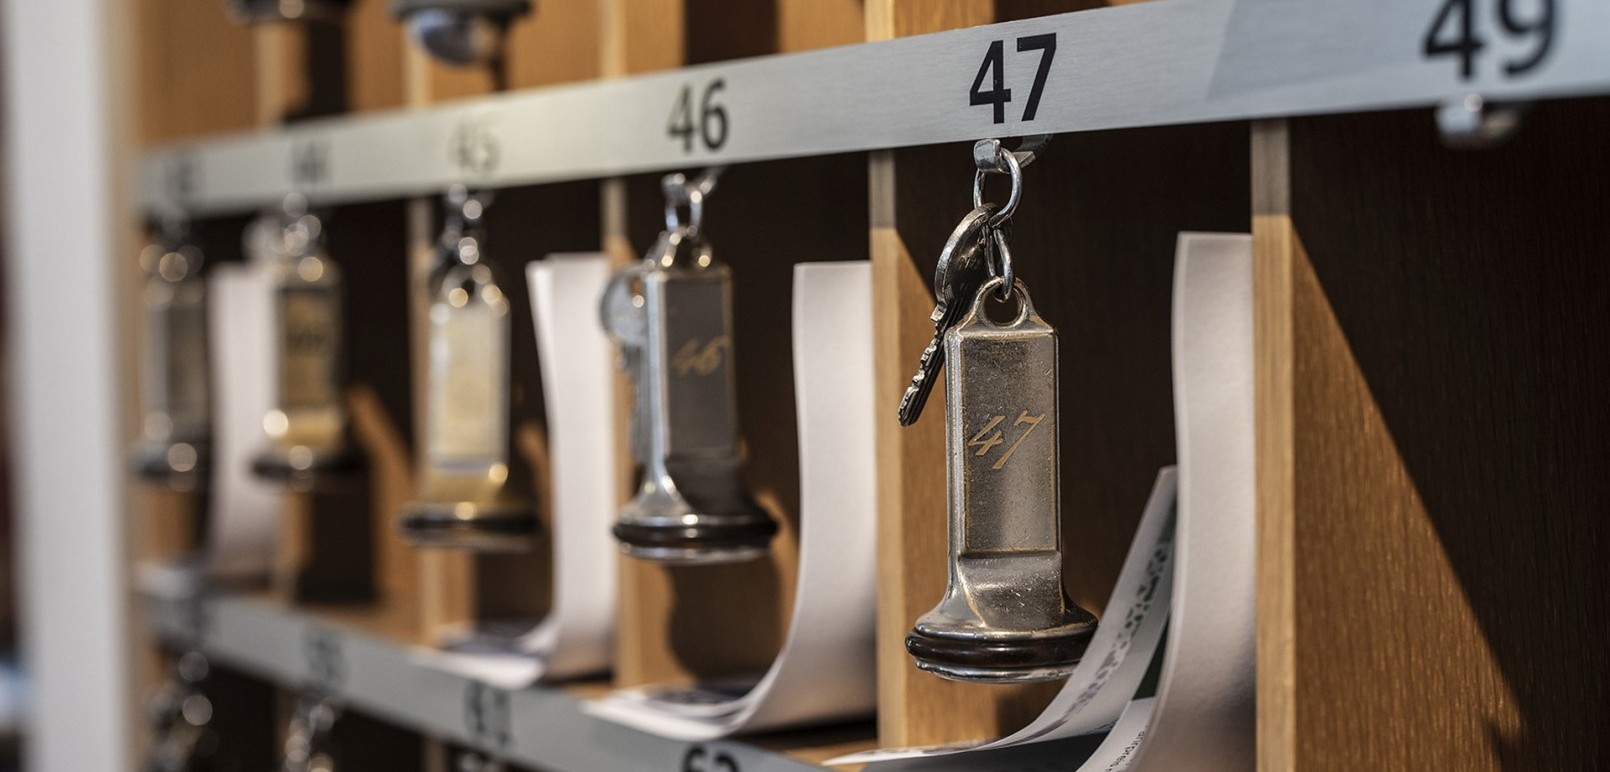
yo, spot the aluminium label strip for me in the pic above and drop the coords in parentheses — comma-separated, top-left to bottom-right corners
(143, 590, 832, 771)
(139, 0, 1610, 215)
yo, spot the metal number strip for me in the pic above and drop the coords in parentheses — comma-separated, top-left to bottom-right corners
(140, 0, 1610, 215)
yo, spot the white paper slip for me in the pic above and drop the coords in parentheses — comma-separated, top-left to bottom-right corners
(584, 261, 879, 740)
(1132, 233, 1256, 772)
(201, 262, 283, 582)
(829, 468, 1177, 766)
(846, 697, 1160, 772)
(411, 254, 622, 688)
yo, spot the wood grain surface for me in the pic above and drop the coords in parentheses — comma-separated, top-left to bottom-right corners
(1255, 102, 1610, 770)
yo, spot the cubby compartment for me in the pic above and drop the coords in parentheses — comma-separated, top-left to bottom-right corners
(409, 180, 604, 642)
(871, 123, 1250, 746)
(609, 153, 870, 687)
(77, 1, 1609, 770)
(1253, 99, 1610, 770)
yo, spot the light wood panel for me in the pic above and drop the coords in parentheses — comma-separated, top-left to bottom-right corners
(346, 0, 408, 112)
(1254, 103, 1610, 770)
(135, 0, 259, 144)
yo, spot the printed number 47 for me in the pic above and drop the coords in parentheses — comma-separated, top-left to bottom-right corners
(969, 411, 1046, 470)
(971, 34, 1057, 124)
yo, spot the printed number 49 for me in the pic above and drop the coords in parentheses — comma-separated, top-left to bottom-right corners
(970, 34, 1057, 124)
(1422, 0, 1556, 80)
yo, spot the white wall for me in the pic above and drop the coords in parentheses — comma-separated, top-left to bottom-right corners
(2, 0, 133, 768)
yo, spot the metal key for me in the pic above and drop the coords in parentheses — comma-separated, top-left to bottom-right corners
(599, 262, 651, 463)
(896, 204, 997, 426)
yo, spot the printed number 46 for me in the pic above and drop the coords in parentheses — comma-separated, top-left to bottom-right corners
(668, 79, 728, 153)
(971, 34, 1057, 124)
(1423, 0, 1555, 80)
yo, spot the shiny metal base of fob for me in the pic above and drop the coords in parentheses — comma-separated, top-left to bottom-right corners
(131, 441, 210, 490)
(231, 0, 350, 23)
(614, 490, 777, 566)
(906, 604, 1096, 684)
(397, 499, 537, 552)
(905, 550, 1095, 684)
(251, 445, 366, 491)
(392, 0, 532, 65)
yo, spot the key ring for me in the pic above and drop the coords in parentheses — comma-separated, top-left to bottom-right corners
(988, 227, 1014, 301)
(447, 183, 491, 224)
(972, 136, 1047, 228)
(662, 166, 725, 237)
(656, 167, 723, 269)
(972, 150, 1021, 228)
(442, 185, 491, 266)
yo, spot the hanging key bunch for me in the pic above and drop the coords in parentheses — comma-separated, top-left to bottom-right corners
(282, 692, 342, 772)
(599, 169, 778, 565)
(455, 750, 505, 772)
(131, 212, 212, 492)
(900, 137, 1098, 683)
(253, 194, 364, 488)
(146, 651, 218, 772)
(397, 186, 538, 551)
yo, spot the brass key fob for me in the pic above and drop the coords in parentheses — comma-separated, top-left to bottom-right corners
(399, 190, 537, 551)
(905, 278, 1096, 683)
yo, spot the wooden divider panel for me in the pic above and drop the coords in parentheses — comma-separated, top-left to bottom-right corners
(346, 0, 408, 112)
(1253, 102, 1610, 771)
(135, 0, 260, 144)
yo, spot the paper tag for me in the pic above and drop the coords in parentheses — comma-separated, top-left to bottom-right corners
(1130, 233, 1256, 771)
(203, 264, 283, 580)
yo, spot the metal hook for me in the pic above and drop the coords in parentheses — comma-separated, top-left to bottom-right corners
(974, 135, 1050, 174)
(1437, 94, 1529, 149)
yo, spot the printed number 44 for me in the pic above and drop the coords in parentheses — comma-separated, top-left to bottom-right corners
(970, 34, 1057, 124)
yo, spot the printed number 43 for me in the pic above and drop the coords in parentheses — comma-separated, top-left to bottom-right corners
(970, 34, 1057, 124)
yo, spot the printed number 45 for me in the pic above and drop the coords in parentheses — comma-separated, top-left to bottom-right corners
(971, 34, 1057, 124)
